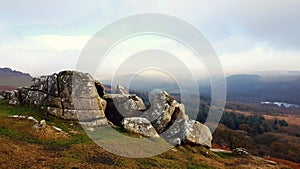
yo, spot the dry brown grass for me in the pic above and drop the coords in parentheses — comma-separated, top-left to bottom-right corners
(0, 115, 292, 169)
(225, 108, 300, 126)
(263, 114, 300, 126)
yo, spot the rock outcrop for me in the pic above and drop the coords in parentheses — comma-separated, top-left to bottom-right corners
(1, 71, 107, 123)
(0, 70, 212, 148)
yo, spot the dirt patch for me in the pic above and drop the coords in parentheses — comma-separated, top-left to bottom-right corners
(0, 136, 56, 169)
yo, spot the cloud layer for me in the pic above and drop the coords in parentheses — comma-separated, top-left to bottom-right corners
(0, 0, 299, 76)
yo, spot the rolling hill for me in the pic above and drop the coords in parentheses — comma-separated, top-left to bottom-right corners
(0, 67, 32, 88)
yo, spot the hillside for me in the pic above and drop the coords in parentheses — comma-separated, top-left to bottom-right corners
(226, 74, 300, 105)
(0, 68, 32, 88)
(0, 100, 291, 169)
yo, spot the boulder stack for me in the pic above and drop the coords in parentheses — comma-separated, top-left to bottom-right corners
(0, 71, 213, 148)
(1, 71, 107, 124)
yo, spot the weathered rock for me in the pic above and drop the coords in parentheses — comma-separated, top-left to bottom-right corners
(160, 119, 189, 145)
(4, 90, 21, 106)
(26, 90, 47, 106)
(47, 74, 59, 96)
(47, 107, 64, 118)
(79, 118, 108, 127)
(116, 85, 129, 95)
(45, 96, 62, 108)
(23, 90, 62, 108)
(58, 71, 97, 98)
(161, 119, 212, 148)
(129, 95, 146, 111)
(122, 117, 159, 138)
(17, 87, 30, 104)
(103, 94, 146, 126)
(3, 90, 16, 99)
(31, 76, 48, 93)
(99, 97, 107, 112)
(8, 97, 20, 106)
(61, 97, 103, 110)
(0, 95, 5, 100)
(185, 120, 212, 148)
(11, 70, 109, 122)
(143, 91, 188, 134)
(65, 109, 106, 121)
(30, 75, 59, 97)
(46, 107, 106, 121)
(104, 94, 146, 112)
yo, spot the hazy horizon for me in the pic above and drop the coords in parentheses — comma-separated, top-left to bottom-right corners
(2, 66, 300, 82)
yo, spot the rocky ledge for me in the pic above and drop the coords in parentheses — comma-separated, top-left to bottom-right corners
(0, 70, 212, 148)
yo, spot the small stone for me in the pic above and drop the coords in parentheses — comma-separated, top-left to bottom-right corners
(86, 128, 95, 132)
(32, 124, 40, 129)
(27, 116, 38, 123)
(233, 148, 249, 155)
(52, 126, 63, 132)
(68, 128, 79, 135)
(40, 120, 46, 128)
(8, 97, 20, 106)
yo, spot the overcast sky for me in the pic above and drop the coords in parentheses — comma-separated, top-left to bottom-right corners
(1, 0, 300, 77)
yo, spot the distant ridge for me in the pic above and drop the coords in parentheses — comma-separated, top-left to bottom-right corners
(0, 67, 32, 87)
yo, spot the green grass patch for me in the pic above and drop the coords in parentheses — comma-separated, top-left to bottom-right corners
(0, 100, 93, 149)
(0, 126, 22, 139)
(0, 100, 40, 117)
(137, 158, 158, 168)
(214, 152, 228, 159)
(0, 124, 92, 150)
